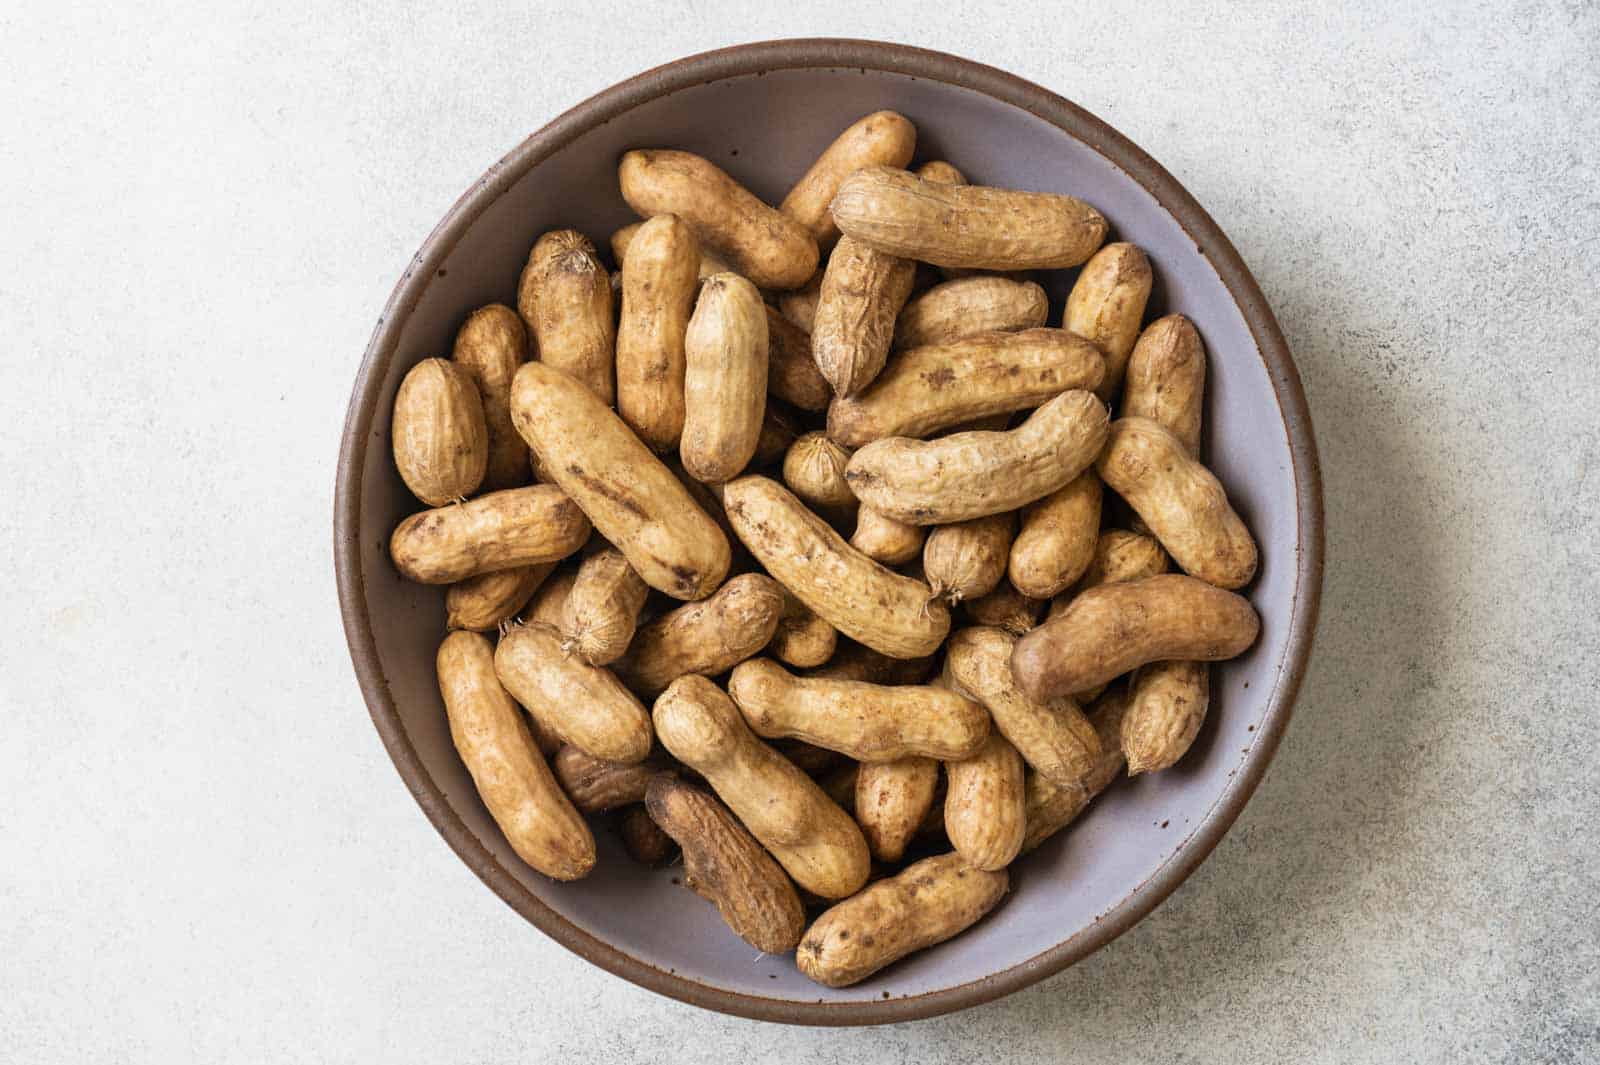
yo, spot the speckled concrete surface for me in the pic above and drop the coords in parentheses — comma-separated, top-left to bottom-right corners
(3, 3, 1597, 1062)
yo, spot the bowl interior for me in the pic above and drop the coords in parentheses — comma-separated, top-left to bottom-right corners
(343, 57, 1311, 1018)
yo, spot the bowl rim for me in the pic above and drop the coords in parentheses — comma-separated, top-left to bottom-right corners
(334, 37, 1324, 1026)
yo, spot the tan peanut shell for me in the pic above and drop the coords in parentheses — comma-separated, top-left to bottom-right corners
(618, 150, 819, 290)
(445, 562, 555, 632)
(392, 358, 489, 506)
(652, 676, 870, 898)
(1096, 417, 1257, 589)
(559, 548, 649, 665)
(722, 476, 950, 659)
(511, 361, 731, 600)
(619, 804, 677, 866)
(436, 631, 594, 880)
(812, 236, 916, 397)
(943, 626, 1100, 786)
(390, 485, 590, 585)
(1022, 687, 1129, 852)
(798, 852, 1007, 987)
(645, 774, 806, 952)
(915, 159, 966, 185)
(764, 306, 832, 412)
(1123, 660, 1210, 775)
(493, 621, 653, 764)
(615, 215, 700, 452)
(845, 389, 1109, 525)
(1011, 574, 1260, 700)
(752, 402, 801, 467)
(810, 640, 937, 685)
(962, 582, 1044, 635)
(609, 219, 733, 281)
(826, 328, 1104, 447)
(1064, 243, 1153, 401)
(944, 733, 1026, 871)
(728, 657, 989, 762)
(777, 271, 822, 332)
(782, 431, 856, 510)
(855, 757, 939, 863)
(550, 744, 664, 813)
(894, 277, 1049, 350)
(451, 305, 531, 492)
(767, 591, 838, 669)
(831, 165, 1107, 270)
(681, 273, 770, 484)
(924, 513, 1015, 604)
(1123, 314, 1206, 455)
(1009, 469, 1103, 599)
(613, 573, 785, 698)
(780, 110, 917, 246)
(517, 230, 616, 404)
(849, 506, 925, 566)
(523, 564, 578, 628)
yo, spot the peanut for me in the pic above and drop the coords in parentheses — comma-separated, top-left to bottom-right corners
(517, 230, 616, 403)
(1048, 528, 1170, 621)
(826, 328, 1104, 447)
(752, 402, 801, 467)
(451, 305, 531, 491)
(613, 573, 785, 698)
(389, 485, 590, 585)
(832, 165, 1107, 270)
(914, 159, 966, 185)
(559, 548, 648, 666)
(550, 743, 665, 813)
(780, 111, 917, 246)
(845, 389, 1109, 524)
(619, 804, 677, 866)
(1009, 469, 1103, 599)
(943, 626, 1100, 786)
(764, 305, 832, 412)
(812, 236, 916, 397)
(681, 273, 770, 484)
(391, 358, 488, 506)
(767, 590, 838, 669)
(1096, 417, 1257, 589)
(855, 757, 939, 863)
(1122, 314, 1205, 455)
(652, 676, 870, 898)
(615, 214, 700, 451)
(1122, 660, 1210, 775)
(511, 361, 731, 600)
(849, 505, 925, 566)
(722, 476, 950, 659)
(728, 657, 989, 762)
(782, 431, 856, 512)
(894, 276, 1049, 350)
(445, 562, 556, 632)
(645, 774, 806, 952)
(436, 631, 594, 880)
(619, 149, 818, 290)
(944, 733, 1026, 871)
(924, 513, 1015, 604)
(1064, 243, 1153, 401)
(797, 852, 1007, 987)
(493, 621, 653, 764)
(961, 582, 1044, 635)
(522, 564, 578, 628)
(1011, 574, 1259, 700)
(776, 271, 822, 333)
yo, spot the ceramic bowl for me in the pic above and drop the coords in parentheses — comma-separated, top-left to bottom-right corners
(334, 39, 1323, 1025)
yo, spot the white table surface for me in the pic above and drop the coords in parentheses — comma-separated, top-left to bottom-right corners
(4, 3, 1597, 1062)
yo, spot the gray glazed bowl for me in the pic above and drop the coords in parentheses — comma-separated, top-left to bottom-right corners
(335, 39, 1323, 1025)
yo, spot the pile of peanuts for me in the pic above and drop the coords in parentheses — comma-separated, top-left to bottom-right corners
(389, 111, 1260, 987)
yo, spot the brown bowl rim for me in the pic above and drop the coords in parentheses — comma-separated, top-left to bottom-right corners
(334, 37, 1324, 1026)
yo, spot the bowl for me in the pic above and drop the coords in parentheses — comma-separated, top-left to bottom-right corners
(334, 38, 1323, 1025)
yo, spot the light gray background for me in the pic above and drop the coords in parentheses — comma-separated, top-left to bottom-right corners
(2, 2, 1596, 1062)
